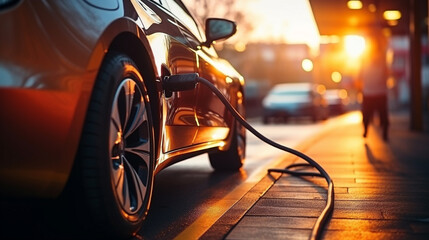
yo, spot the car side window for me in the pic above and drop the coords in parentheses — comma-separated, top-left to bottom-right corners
(164, 0, 203, 43)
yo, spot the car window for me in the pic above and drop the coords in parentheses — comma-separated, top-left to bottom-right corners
(164, 0, 203, 42)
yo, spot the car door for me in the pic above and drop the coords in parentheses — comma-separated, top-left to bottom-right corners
(136, 0, 199, 152)
(161, 0, 237, 148)
(193, 49, 234, 144)
(163, 1, 236, 145)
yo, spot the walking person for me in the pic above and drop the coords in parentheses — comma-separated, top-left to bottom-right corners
(360, 31, 390, 141)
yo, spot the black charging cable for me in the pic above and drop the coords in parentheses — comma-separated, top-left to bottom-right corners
(163, 73, 334, 240)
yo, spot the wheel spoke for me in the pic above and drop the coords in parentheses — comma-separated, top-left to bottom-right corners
(125, 143, 151, 168)
(114, 163, 126, 207)
(123, 158, 146, 212)
(123, 80, 136, 130)
(121, 175, 132, 212)
(111, 156, 123, 185)
(110, 123, 121, 152)
(111, 98, 123, 134)
(124, 99, 147, 139)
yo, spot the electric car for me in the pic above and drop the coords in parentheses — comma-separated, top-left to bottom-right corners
(0, 0, 245, 238)
(262, 83, 328, 123)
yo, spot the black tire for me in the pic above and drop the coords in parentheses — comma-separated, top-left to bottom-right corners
(208, 91, 246, 171)
(72, 53, 155, 239)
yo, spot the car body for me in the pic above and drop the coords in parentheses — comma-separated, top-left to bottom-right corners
(325, 89, 349, 115)
(262, 83, 328, 123)
(0, 0, 245, 238)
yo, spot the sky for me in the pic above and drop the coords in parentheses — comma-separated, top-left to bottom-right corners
(182, 0, 320, 50)
(241, 0, 320, 49)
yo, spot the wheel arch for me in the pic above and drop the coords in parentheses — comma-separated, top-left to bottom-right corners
(76, 16, 163, 163)
(107, 32, 161, 157)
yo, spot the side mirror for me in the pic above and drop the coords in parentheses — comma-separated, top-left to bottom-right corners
(203, 18, 237, 47)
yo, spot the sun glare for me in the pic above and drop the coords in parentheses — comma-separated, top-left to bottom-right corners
(245, 0, 320, 52)
(344, 35, 365, 58)
(345, 112, 362, 124)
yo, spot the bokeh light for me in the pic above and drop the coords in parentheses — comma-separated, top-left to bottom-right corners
(331, 71, 342, 83)
(347, 0, 362, 10)
(317, 84, 326, 94)
(302, 59, 314, 72)
(338, 89, 348, 99)
(234, 42, 246, 52)
(383, 10, 402, 20)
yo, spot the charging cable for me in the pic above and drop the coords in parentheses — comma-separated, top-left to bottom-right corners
(163, 73, 334, 240)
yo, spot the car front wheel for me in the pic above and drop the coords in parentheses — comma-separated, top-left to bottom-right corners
(72, 52, 155, 239)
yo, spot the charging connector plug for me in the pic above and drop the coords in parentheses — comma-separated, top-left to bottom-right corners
(162, 73, 199, 92)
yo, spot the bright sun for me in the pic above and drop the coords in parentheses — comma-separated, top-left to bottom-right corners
(344, 35, 366, 58)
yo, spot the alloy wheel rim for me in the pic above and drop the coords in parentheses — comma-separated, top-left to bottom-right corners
(109, 78, 151, 215)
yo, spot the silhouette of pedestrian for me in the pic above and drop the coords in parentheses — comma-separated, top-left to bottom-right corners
(360, 31, 389, 141)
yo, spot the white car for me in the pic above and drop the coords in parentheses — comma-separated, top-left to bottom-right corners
(262, 83, 328, 123)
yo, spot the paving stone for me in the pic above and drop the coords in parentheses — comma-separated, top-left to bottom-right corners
(347, 186, 429, 194)
(226, 227, 310, 240)
(322, 230, 429, 240)
(247, 206, 384, 220)
(334, 193, 429, 201)
(381, 209, 429, 220)
(211, 112, 429, 240)
(255, 198, 327, 209)
(268, 186, 348, 194)
(333, 200, 429, 211)
(247, 205, 327, 218)
(326, 218, 414, 232)
(233, 216, 317, 229)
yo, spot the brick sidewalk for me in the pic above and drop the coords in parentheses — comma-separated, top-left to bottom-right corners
(202, 111, 429, 240)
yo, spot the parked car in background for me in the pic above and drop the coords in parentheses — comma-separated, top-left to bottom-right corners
(262, 83, 328, 123)
(0, 0, 245, 238)
(325, 89, 349, 115)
